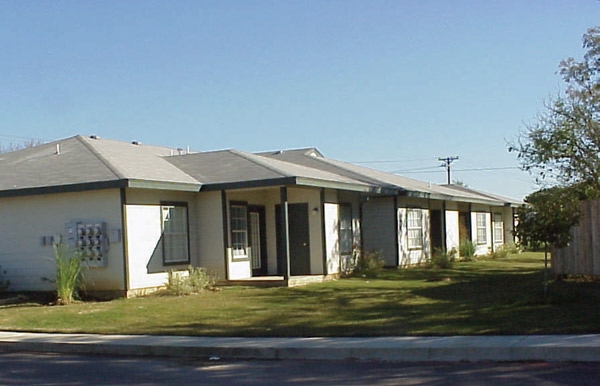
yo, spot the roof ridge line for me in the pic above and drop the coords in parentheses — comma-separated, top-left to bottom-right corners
(230, 149, 295, 178)
(304, 154, 400, 190)
(75, 135, 124, 179)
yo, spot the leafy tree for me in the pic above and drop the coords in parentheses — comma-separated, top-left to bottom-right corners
(509, 26, 600, 297)
(515, 187, 580, 298)
(510, 26, 600, 192)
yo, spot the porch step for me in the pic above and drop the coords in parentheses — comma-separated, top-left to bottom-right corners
(219, 276, 286, 288)
(220, 274, 338, 288)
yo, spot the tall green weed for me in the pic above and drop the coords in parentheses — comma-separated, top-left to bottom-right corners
(459, 239, 476, 261)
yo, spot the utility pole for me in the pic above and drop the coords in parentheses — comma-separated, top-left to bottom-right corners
(438, 156, 459, 185)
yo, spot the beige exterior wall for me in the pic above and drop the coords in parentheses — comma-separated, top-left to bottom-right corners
(288, 187, 324, 275)
(0, 189, 124, 292)
(224, 186, 328, 277)
(195, 191, 226, 280)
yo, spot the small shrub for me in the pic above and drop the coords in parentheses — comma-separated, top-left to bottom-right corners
(187, 266, 217, 291)
(504, 242, 520, 254)
(166, 270, 191, 296)
(489, 244, 510, 259)
(353, 250, 384, 278)
(165, 266, 217, 296)
(430, 248, 456, 269)
(54, 243, 83, 305)
(459, 239, 476, 261)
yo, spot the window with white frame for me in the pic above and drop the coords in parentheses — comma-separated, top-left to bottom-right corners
(161, 202, 190, 265)
(407, 209, 423, 249)
(339, 204, 353, 256)
(230, 203, 249, 259)
(476, 212, 488, 245)
(493, 213, 504, 244)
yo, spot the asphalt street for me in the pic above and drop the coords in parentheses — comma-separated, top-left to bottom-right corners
(1, 352, 599, 386)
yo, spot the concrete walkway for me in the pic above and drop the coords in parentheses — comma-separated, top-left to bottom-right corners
(0, 332, 599, 362)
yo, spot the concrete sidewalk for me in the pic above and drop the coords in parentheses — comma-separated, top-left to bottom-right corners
(0, 332, 599, 362)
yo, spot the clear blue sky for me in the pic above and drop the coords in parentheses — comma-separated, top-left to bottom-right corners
(1, 1, 598, 200)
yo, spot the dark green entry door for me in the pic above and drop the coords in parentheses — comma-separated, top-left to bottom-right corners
(276, 203, 311, 276)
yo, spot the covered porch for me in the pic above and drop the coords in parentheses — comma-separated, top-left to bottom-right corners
(218, 184, 365, 282)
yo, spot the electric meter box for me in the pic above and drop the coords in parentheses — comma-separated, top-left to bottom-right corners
(65, 221, 109, 267)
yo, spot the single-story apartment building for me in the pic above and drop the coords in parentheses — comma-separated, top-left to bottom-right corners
(0, 135, 521, 297)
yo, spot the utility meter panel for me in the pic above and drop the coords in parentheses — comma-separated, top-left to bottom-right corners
(65, 221, 109, 267)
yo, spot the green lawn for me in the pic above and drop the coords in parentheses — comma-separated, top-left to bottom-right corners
(1, 252, 599, 337)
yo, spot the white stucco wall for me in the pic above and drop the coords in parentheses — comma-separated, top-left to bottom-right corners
(124, 205, 168, 290)
(124, 189, 198, 290)
(0, 189, 124, 292)
(338, 191, 361, 254)
(445, 210, 460, 253)
(324, 203, 340, 275)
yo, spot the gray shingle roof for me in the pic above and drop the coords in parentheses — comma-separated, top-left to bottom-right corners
(0, 135, 200, 196)
(259, 148, 521, 206)
(166, 149, 382, 192)
(0, 136, 521, 206)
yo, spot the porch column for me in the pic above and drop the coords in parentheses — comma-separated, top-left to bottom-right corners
(320, 188, 327, 276)
(280, 187, 291, 279)
(442, 201, 447, 251)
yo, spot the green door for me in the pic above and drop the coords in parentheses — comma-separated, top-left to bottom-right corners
(276, 203, 311, 276)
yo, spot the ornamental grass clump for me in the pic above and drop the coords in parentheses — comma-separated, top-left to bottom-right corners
(459, 239, 476, 261)
(53, 243, 83, 305)
(430, 248, 456, 269)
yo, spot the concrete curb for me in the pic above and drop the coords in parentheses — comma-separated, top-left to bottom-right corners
(0, 332, 599, 362)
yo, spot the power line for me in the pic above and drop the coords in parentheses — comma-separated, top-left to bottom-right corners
(392, 166, 520, 174)
(351, 157, 438, 164)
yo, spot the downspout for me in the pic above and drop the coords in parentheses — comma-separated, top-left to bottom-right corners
(120, 188, 130, 297)
(221, 191, 229, 280)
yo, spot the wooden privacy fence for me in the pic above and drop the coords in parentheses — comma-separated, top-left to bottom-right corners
(552, 199, 600, 276)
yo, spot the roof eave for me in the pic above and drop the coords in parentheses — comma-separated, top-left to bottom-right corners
(0, 180, 129, 198)
(295, 177, 395, 194)
(127, 179, 201, 192)
(200, 177, 298, 191)
(0, 178, 203, 198)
